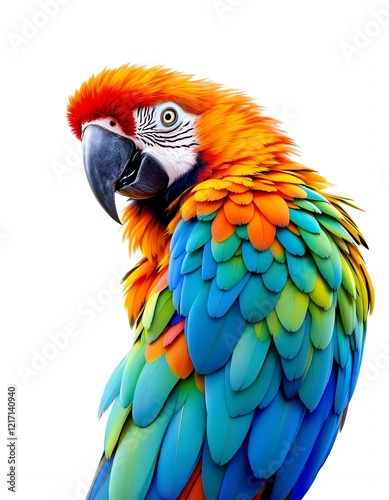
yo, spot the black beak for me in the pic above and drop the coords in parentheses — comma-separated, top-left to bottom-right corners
(82, 125, 169, 223)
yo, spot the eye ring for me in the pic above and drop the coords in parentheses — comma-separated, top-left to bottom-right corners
(161, 108, 177, 126)
(109, 119, 117, 127)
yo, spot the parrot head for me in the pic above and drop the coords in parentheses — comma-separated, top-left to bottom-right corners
(68, 64, 287, 223)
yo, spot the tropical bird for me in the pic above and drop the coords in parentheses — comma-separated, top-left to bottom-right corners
(67, 64, 374, 500)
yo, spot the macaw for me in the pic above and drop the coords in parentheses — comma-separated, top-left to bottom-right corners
(67, 64, 374, 500)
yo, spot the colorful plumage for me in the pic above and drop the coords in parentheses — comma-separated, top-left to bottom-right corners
(67, 64, 374, 500)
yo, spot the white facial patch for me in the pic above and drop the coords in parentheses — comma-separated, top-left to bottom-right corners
(132, 102, 199, 186)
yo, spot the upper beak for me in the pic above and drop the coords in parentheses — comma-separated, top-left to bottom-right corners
(82, 124, 169, 223)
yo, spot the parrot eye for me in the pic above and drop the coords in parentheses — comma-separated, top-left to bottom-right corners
(161, 108, 177, 126)
(109, 119, 117, 127)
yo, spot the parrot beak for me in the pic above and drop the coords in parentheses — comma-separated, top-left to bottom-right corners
(82, 125, 169, 223)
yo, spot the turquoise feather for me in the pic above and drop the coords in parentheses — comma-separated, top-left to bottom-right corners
(202, 440, 226, 499)
(120, 342, 146, 408)
(241, 242, 273, 273)
(207, 272, 250, 318)
(272, 314, 309, 359)
(298, 343, 333, 410)
(186, 287, 245, 374)
(281, 316, 313, 380)
(132, 355, 179, 427)
(179, 268, 207, 316)
(104, 398, 132, 458)
(299, 228, 332, 259)
(205, 367, 254, 464)
(185, 220, 212, 252)
(98, 355, 127, 418)
(157, 377, 206, 499)
(216, 255, 247, 290)
(311, 237, 342, 290)
(317, 214, 355, 243)
(239, 274, 280, 322)
(262, 259, 288, 292)
(286, 252, 317, 293)
(276, 227, 306, 256)
(235, 224, 249, 240)
(257, 353, 283, 408)
(181, 248, 203, 274)
(333, 315, 350, 368)
(289, 209, 321, 234)
(230, 323, 271, 391)
(225, 349, 281, 416)
(301, 186, 328, 202)
(334, 355, 352, 414)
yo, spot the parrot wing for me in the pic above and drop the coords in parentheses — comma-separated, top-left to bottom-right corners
(88, 175, 373, 500)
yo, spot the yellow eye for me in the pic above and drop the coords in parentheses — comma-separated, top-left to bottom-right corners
(161, 108, 177, 126)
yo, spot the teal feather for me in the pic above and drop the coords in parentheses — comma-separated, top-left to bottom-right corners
(201, 240, 218, 280)
(239, 274, 280, 322)
(205, 367, 254, 464)
(317, 214, 355, 243)
(262, 259, 288, 292)
(241, 242, 273, 273)
(212, 232, 241, 262)
(120, 342, 146, 408)
(98, 355, 127, 417)
(186, 287, 245, 374)
(299, 228, 332, 259)
(312, 200, 343, 219)
(132, 355, 179, 427)
(283, 375, 302, 398)
(298, 343, 333, 410)
(198, 210, 218, 221)
(272, 314, 309, 359)
(352, 318, 364, 352)
(293, 199, 322, 214)
(185, 220, 212, 252)
(289, 209, 321, 234)
(281, 316, 313, 380)
(181, 248, 203, 274)
(235, 224, 249, 240)
(300, 186, 328, 202)
(257, 353, 283, 408)
(333, 316, 350, 368)
(276, 228, 306, 256)
(248, 391, 306, 479)
(286, 253, 317, 293)
(311, 237, 342, 290)
(109, 392, 176, 500)
(334, 355, 352, 414)
(309, 300, 336, 349)
(202, 440, 226, 499)
(230, 323, 271, 391)
(207, 272, 250, 318)
(225, 349, 281, 416)
(216, 255, 247, 290)
(157, 377, 206, 499)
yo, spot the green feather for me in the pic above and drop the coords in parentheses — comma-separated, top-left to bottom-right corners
(299, 228, 332, 258)
(109, 392, 177, 500)
(275, 279, 310, 332)
(309, 300, 336, 349)
(337, 286, 356, 335)
(104, 398, 132, 458)
(144, 289, 175, 342)
(340, 254, 357, 299)
(309, 273, 334, 310)
(311, 236, 342, 290)
(286, 253, 317, 293)
(293, 199, 322, 214)
(317, 214, 355, 243)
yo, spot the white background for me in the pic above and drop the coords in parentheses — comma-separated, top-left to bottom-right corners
(1, 0, 388, 498)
